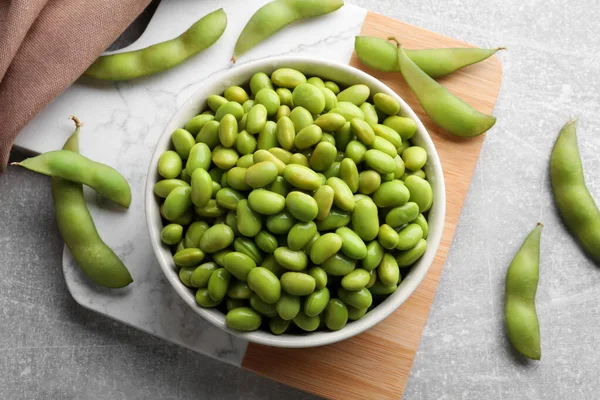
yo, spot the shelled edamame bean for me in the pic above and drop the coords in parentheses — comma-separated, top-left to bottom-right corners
(154, 67, 435, 334)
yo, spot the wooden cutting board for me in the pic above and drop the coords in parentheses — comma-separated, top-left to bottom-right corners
(242, 11, 503, 399)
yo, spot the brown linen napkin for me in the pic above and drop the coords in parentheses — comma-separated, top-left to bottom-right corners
(0, 0, 151, 173)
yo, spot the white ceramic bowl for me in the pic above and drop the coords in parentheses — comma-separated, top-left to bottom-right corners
(145, 56, 446, 348)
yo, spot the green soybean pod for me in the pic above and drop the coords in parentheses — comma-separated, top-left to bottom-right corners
(315, 208, 351, 231)
(293, 311, 320, 332)
(276, 292, 301, 320)
(396, 238, 427, 267)
(184, 221, 209, 248)
(271, 68, 307, 88)
(339, 158, 359, 193)
(396, 224, 424, 251)
(322, 252, 356, 276)
(345, 140, 367, 164)
(404, 175, 433, 212)
(190, 168, 212, 208)
(226, 307, 262, 331)
(308, 266, 328, 289)
(385, 202, 420, 228)
(250, 72, 273, 95)
(313, 185, 335, 221)
(199, 224, 235, 253)
(84, 9, 227, 80)
(289, 106, 314, 132)
(255, 230, 278, 254)
(338, 287, 372, 309)
(377, 253, 399, 287)
(245, 104, 268, 134)
(324, 299, 348, 330)
(310, 141, 337, 172)
(196, 288, 222, 308)
(190, 262, 218, 288)
(288, 221, 317, 251)
(276, 116, 296, 151)
(360, 102, 379, 126)
(171, 128, 196, 160)
(280, 272, 316, 296)
(341, 268, 371, 291)
(266, 210, 296, 234)
(362, 240, 384, 271)
(337, 84, 370, 106)
(185, 114, 215, 135)
(396, 44, 495, 137)
(236, 130, 258, 155)
(207, 268, 231, 301)
(378, 224, 399, 250)
(357, 170, 380, 195)
(247, 267, 281, 304)
(304, 287, 330, 317)
(351, 198, 379, 241)
(196, 120, 220, 148)
(336, 227, 367, 260)
(505, 223, 542, 360)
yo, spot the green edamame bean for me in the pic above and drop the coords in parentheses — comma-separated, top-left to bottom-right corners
(313, 185, 335, 220)
(324, 299, 348, 330)
(345, 140, 367, 164)
(351, 198, 379, 241)
(330, 101, 365, 121)
(208, 95, 228, 113)
(225, 86, 249, 104)
(369, 280, 397, 296)
(285, 191, 318, 222)
(236, 199, 263, 237)
(308, 266, 328, 290)
(185, 114, 214, 135)
(396, 224, 424, 251)
(315, 208, 350, 231)
(250, 72, 273, 95)
(276, 116, 295, 151)
(161, 224, 183, 245)
(364, 149, 395, 174)
(402, 146, 427, 172)
(314, 113, 346, 132)
(184, 221, 209, 248)
(276, 88, 293, 107)
(257, 121, 278, 150)
(215, 101, 244, 122)
(394, 155, 406, 179)
(208, 268, 231, 301)
(276, 292, 301, 320)
(383, 116, 416, 141)
(158, 151, 183, 179)
(254, 150, 286, 174)
(274, 246, 308, 271)
(310, 233, 342, 264)
(372, 180, 410, 208)
(223, 251, 256, 281)
(396, 238, 427, 267)
(304, 287, 330, 317)
(266, 210, 296, 234)
(334, 121, 353, 152)
(267, 176, 292, 197)
(360, 102, 378, 126)
(171, 128, 196, 160)
(173, 248, 205, 268)
(307, 76, 324, 87)
(194, 199, 226, 218)
(212, 145, 239, 170)
(218, 114, 239, 148)
(228, 280, 252, 299)
(377, 254, 399, 287)
(226, 167, 251, 191)
(404, 175, 433, 212)
(199, 224, 235, 253)
(234, 237, 264, 264)
(248, 189, 286, 215)
(322, 252, 355, 276)
(292, 83, 326, 114)
(163, 186, 192, 221)
(271, 68, 307, 88)
(186, 142, 212, 175)
(347, 305, 367, 321)
(321, 80, 338, 94)
(196, 120, 220, 148)
(371, 136, 397, 158)
(372, 124, 402, 149)
(362, 241, 384, 271)
(353, 194, 370, 203)
(84, 9, 227, 80)
(303, 232, 320, 254)
(378, 224, 399, 250)
(337, 84, 370, 106)
(310, 141, 337, 172)
(236, 131, 258, 155)
(255, 230, 278, 254)
(191, 168, 212, 208)
(350, 118, 375, 146)
(190, 262, 218, 288)
(294, 124, 323, 149)
(243, 99, 255, 113)
(414, 213, 429, 239)
(381, 172, 395, 182)
(153, 179, 189, 198)
(339, 158, 359, 193)
(269, 316, 290, 334)
(255, 88, 280, 116)
(280, 272, 315, 296)
(402, 169, 426, 180)
(215, 188, 244, 210)
(341, 268, 371, 291)
(338, 287, 372, 309)
(226, 298, 246, 311)
(336, 227, 367, 260)
(287, 221, 318, 251)
(323, 161, 340, 179)
(373, 93, 400, 116)
(320, 87, 338, 112)
(397, 44, 496, 137)
(385, 202, 420, 228)
(269, 147, 293, 164)
(226, 307, 262, 331)
(261, 254, 285, 278)
(293, 311, 320, 332)
(358, 170, 381, 195)
(326, 177, 355, 211)
(237, 154, 255, 169)
(276, 105, 292, 121)
(289, 106, 314, 132)
(322, 133, 336, 145)
(247, 267, 281, 304)
(246, 161, 279, 188)
(196, 288, 222, 308)
(212, 249, 232, 267)
(166, 206, 193, 225)
(505, 223, 542, 360)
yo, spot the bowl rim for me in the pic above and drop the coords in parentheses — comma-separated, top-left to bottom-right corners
(145, 55, 446, 348)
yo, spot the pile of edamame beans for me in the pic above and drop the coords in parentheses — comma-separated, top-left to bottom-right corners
(153, 68, 433, 334)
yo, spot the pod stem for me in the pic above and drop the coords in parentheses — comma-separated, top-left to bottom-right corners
(231, 55, 237, 64)
(387, 36, 401, 48)
(69, 115, 83, 128)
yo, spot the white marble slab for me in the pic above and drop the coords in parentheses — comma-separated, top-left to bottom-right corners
(13, 0, 367, 367)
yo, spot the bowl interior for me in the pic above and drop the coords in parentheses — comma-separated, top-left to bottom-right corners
(145, 56, 446, 348)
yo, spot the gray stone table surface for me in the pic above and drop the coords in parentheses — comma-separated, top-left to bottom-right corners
(2, 0, 600, 399)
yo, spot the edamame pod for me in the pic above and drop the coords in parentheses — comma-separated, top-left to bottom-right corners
(505, 223, 542, 360)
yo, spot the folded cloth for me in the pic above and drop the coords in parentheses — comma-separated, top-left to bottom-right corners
(0, 0, 151, 173)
